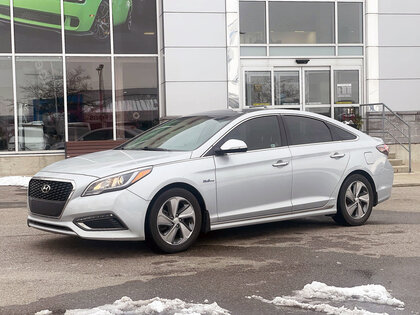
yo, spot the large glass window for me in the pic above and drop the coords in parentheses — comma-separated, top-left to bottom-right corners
(338, 3, 363, 44)
(0, 1, 11, 53)
(239, 2, 266, 44)
(13, 1, 62, 53)
(245, 72, 271, 107)
(274, 71, 300, 105)
(66, 57, 112, 142)
(64, 0, 111, 54)
(283, 115, 332, 145)
(115, 57, 159, 139)
(15, 57, 64, 151)
(219, 116, 282, 151)
(0, 57, 13, 151)
(334, 70, 359, 104)
(269, 2, 335, 44)
(113, 0, 157, 54)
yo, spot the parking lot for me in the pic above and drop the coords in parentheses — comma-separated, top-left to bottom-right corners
(0, 185, 419, 314)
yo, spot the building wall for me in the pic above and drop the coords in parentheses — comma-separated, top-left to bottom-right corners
(161, 0, 230, 116)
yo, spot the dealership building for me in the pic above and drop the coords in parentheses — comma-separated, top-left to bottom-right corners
(0, 0, 419, 175)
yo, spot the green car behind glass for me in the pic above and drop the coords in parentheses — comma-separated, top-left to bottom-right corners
(0, 0, 132, 40)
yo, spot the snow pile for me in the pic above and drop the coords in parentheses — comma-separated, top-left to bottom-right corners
(36, 296, 231, 315)
(252, 281, 405, 315)
(0, 176, 31, 187)
(297, 281, 405, 308)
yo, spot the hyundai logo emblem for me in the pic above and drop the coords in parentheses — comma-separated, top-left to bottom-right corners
(41, 184, 51, 194)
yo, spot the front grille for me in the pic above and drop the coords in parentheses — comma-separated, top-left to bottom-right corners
(0, 5, 61, 26)
(28, 179, 73, 218)
(29, 179, 73, 201)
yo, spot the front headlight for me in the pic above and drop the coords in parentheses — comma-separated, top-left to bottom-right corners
(82, 168, 152, 197)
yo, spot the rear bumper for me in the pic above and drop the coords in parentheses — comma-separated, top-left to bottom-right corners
(374, 160, 394, 204)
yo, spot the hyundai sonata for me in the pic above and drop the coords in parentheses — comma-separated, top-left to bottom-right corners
(27, 110, 393, 253)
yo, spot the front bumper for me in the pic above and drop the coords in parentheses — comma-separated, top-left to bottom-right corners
(27, 172, 149, 241)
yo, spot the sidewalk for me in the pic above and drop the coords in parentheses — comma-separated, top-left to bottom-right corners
(393, 163, 420, 187)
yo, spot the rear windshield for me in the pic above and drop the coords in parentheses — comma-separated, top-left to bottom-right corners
(120, 116, 236, 152)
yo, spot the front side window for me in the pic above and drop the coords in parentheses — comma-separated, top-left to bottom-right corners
(219, 116, 282, 151)
(283, 115, 332, 145)
(269, 2, 335, 44)
(121, 115, 238, 152)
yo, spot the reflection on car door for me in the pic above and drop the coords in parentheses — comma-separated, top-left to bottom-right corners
(213, 115, 293, 222)
(282, 115, 350, 211)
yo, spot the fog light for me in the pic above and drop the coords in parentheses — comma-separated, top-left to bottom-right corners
(74, 214, 127, 231)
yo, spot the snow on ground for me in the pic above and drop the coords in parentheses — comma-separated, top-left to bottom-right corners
(0, 176, 31, 187)
(35, 296, 231, 315)
(252, 281, 405, 315)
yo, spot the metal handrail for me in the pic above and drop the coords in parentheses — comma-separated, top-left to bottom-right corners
(360, 103, 412, 173)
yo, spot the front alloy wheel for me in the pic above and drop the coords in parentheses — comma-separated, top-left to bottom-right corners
(146, 188, 202, 253)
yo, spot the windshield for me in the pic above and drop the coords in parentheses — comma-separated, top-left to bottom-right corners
(120, 116, 236, 151)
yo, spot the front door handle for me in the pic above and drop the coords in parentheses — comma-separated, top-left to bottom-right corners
(330, 152, 346, 159)
(272, 160, 289, 167)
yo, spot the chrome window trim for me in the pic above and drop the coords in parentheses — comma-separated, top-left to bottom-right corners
(28, 177, 76, 220)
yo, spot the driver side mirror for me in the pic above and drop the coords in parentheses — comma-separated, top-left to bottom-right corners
(215, 139, 248, 156)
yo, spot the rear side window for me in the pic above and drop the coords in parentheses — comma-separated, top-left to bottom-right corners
(218, 116, 282, 151)
(327, 123, 357, 141)
(283, 115, 332, 145)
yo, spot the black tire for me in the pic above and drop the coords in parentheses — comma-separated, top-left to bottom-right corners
(145, 188, 202, 254)
(123, 5, 132, 32)
(333, 174, 374, 226)
(91, 1, 110, 40)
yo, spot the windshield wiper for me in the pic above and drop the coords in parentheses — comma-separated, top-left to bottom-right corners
(141, 147, 170, 152)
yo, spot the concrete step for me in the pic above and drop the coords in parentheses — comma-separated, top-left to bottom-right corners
(389, 159, 404, 166)
(388, 152, 396, 159)
(393, 165, 410, 173)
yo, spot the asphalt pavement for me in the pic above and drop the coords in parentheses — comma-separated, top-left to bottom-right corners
(0, 186, 419, 315)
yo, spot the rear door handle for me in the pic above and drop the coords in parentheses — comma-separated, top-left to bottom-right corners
(272, 160, 289, 167)
(330, 152, 346, 159)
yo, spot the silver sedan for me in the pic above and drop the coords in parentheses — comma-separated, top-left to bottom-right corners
(27, 110, 394, 253)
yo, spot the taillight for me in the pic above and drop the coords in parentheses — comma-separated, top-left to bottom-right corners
(376, 144, 389, 156)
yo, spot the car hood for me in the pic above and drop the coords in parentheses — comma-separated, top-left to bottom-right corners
(41, 150, 192, 178)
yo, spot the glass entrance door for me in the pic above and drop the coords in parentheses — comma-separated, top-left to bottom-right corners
(244, 67, 361, 119)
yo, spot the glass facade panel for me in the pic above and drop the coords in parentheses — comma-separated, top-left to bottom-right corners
(13, 0, 62, 53)
(338, 3, 363, 44)
(269, 2, 335, 44)
(240, 46, 267, 57)
(64, 0, 111, 54)
(15, 57, 64, 151)
(338, 46, 363, 56)
(113, 0, 157, 54)
(0, 57, 13, 151)
(334, 107, 360, 129)
(239, 1, 266, 44)
(305, 70, 330, 105)
(66, 57, 113, 142)
(334, 70, 359, 104)
(274, 71, 300, 105)
(306, 107, 331, 117)
(245, 71, 271, 107)
(115, 57, 159, 140)
(269, 46, 335, 56)
(0, 1, 11, 53)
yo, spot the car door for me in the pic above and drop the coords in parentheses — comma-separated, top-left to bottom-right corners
(282, 115, 350, 211)
(212, 115, 293, 222)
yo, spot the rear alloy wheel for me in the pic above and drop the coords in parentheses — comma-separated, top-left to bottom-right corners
(146, 188, 202, 253)
(333, 174, 374, 226)
(91, 1, 110, 40)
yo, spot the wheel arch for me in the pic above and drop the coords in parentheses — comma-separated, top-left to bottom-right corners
(342, 170, 378, 206)
(144, 182, 211, 235)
